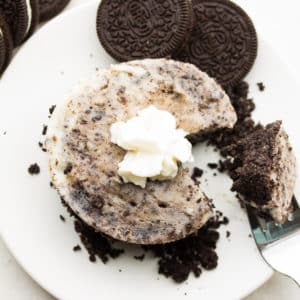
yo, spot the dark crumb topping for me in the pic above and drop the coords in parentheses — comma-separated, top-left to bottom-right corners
(65, 203, 227, 283)
(221, 216, 229, 225)
(60, 194, 228, 283)
(74, 218, 124, 264)
(134, 254, 145, 261)
(38, 141, 47, 152)
(226, 231, 231, 238)
(224, 122, 281, 205)
(28, 163, 40, 175)
(200, 82, 261, 152)
(207, 163, 218, 169)
(49, 105, 56, 115)
(64, 163, 73, 175)
(193, 81, 276, 210)
(59, 215, 65, 222)
(143, 214, 228, 283)
(42, 125, 48, 135)
(257, 82, 265, 91)
(191, 167, 203, 181)
(73, 245, 82, 252)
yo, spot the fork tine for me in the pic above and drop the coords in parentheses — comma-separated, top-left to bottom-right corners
(246, 196, 300, 249)
(245, 205, 269, 247)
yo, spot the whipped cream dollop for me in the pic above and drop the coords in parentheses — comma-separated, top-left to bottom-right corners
(110, 106, 194, 187)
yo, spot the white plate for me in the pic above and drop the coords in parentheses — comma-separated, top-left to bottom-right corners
(0, 2, 299, 299)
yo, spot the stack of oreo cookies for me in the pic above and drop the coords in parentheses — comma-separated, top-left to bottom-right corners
(97, 0, 258, 88)
(0, 0, 71, 76)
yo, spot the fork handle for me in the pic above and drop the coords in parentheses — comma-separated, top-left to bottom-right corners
(263, 234, 300, 286)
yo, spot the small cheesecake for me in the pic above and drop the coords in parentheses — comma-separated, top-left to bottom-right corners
(46, 58, 237, 244)
(226, 121, 296, 223)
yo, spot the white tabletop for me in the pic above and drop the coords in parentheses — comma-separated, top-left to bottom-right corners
(0, 0, 299, 299)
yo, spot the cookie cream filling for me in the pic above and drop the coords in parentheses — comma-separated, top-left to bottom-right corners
(110, 105, 194, 187)
(25, 0, 32, 36)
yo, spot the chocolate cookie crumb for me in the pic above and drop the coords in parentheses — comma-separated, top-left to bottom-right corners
(73, 245, 81, 252)
(134, 254, 145, 261)
(74, 218, 124, 264)
(218, 159, 233, 173)
(248, 234, 252, 238)
(42, 125, 48, 135)
(64, 163, 73, 175)
(49, 105, 56, 115)
(144, 213, 227, 283)
(38, 142, 43, 148)
(28, 163, 40, 175)
(191, 167, 203, 181)
(221, 217, 229, 225)
(207, 163, 218, 169)
(200, 82, 260, 151)
(257, 82, 265, 91)
(3, 131, 6, 135)
(226, 231, 231, 238)
(61, 199, 227, 283)
(216, 210, 223, 217)
(59, 215, 65, 222)
(119, 269, 122, 272)
(89, 255, 96, 263)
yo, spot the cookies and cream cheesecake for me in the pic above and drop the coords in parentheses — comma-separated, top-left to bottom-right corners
(46, 58, 237, 244)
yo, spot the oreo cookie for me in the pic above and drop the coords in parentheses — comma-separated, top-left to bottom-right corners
(38, 0, 71, 23)
(0, 13, 13, 75)
(96, 0, 194, 62)
(174, 0, 258, 87)
(0, 0, 39, 46)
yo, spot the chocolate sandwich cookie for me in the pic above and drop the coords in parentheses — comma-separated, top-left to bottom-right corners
(0, 0, 39, 46)
(0, 13, 13, 75)
(96, 0, 194, 62)
(38, 0, 71, 23)
(174, 0, 258, 87)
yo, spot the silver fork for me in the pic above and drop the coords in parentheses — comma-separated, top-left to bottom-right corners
(246, 196, 300, 285)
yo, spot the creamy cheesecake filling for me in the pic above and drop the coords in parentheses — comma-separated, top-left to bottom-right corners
(268, 127, 296, 223)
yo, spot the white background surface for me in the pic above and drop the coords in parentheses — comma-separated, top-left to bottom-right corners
(0, 0, 299, 299)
